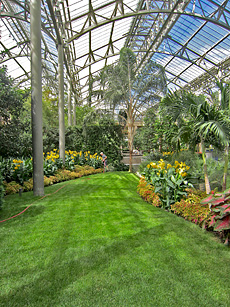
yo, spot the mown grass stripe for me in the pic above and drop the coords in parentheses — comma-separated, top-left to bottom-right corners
(0, 172, 229, 306)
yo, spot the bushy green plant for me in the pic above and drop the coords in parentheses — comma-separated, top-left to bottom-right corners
(65, 126, 84, 151)
(0, 171, 4, 209)
(12, 158, 33, 185)
(0, 67, 30, 158)
(142, 151, 164, 162)
(23, 178, 33, 191)
(165, 149, 225, 191)
(143, 159, 193, 209)
(0, 158, 14, 183)
(138, 160, 152, 174)
(112, 160, 129, 171)
(83, 124, 123, 165)
(1, 150, 105, 189)
(201, 189, 230, 245)
(3, 166, 103, 195)
(167, 150, 202, 180)
(0, 157, 33, 185)
(4, 181, 22, 195)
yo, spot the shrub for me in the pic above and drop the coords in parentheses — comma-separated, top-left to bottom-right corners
(23, 178, 33, 191)
(0, 157, 33, 185)
(3, 166, 103, 195)
(0, 172, 4, 209)
(138, 160, 151, 174)
(137, 177, 161, 207)
(82, 123, 123, 165)
(171, 189, 208, 225)
(112, 160, 129, 171)
(4, 181, 22, 195)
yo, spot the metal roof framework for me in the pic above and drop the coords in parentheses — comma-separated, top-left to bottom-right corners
(1, 0, 230, 103)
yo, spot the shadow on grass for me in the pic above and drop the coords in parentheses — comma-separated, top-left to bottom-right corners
(0, 220, 228, 306)
(0, 204, 46, 226)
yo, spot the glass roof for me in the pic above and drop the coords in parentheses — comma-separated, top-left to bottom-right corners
(1, 0, 230, 102)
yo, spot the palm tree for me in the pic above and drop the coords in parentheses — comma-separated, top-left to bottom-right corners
(215, 81, 230, 190)
(161, 91, 229, 194)
(100, 48, 167, 172)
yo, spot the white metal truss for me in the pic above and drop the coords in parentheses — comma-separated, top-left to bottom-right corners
(1, 0, 230, 101)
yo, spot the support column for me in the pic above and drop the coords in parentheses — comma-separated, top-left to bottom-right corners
(30, 0, 44, 196)
(67, 80, 72, 126)
(73, 93, 77, 126)
(58, 43, 65, 162)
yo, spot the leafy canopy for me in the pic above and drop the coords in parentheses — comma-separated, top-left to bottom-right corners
(100, 47, 167, 116)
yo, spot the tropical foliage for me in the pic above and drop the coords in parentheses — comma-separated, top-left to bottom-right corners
(134, 107, 178, 153)
(201, 188, 230, 245)
(0, 66, 30, 158)
(137, 177, 208, 223)
(0, 150, 103, 187)
(171, 189, 208, 225)
(100, 47, 167, 171)
(160, 90, 230, 194)
(142, 159, 192, 209)
(0, 171, 4, 209)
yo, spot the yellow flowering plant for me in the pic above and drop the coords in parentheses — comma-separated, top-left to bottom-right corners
(0, 150, 103, 187)
(64, 150, 102, 170)
(143, 159, 192, 209)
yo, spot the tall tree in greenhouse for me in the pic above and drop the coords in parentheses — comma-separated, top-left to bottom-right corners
(0, 67, 29, 157)
(216, 80, 230, 190)
(100, 48, 167, 171)
(161, 91, 229, 194)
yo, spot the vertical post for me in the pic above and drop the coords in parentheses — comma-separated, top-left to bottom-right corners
(58, 43, 65, 162)
(73, 93, 77, 126)
(67, 80, 72, 126)
(30, 0, 44, 196)
(88, 0, 92, 106)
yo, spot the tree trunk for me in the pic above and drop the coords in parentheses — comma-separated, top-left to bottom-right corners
(222, 145, 229, 191)
(201, 138, 211, 194)
(127, 116, 135, 172)
(67, 81, 72, 126)
(58, 43, 65, 163)
(30, 0, 44, 196)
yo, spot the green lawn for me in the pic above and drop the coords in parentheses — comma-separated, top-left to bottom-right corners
(0, 172, 230, 307)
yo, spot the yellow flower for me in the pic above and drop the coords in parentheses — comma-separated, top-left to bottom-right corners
(150, 162, 157, 168)
(158, 160, 165, 170)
